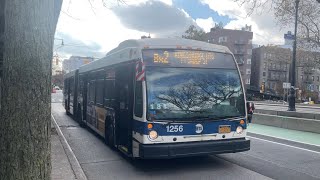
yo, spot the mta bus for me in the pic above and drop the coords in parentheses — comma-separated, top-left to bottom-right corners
(63, 38, 250, 159)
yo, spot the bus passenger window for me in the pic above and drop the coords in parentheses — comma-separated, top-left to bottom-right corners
(96, 80, 104, 105)
(104, 80, 115, 107)
(134, 81, 143, 117)
(88, 81, 95, 103)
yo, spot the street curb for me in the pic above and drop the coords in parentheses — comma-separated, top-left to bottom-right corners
(51, 114, 87, 180)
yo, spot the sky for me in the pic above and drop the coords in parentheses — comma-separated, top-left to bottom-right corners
(54, 0, 290, 59)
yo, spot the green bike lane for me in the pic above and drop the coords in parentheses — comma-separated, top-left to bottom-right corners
(247, 123, 320, 147)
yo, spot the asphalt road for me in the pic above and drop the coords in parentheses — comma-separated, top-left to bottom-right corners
(51, 90, 63, 103)
(52, 93, 320, 180)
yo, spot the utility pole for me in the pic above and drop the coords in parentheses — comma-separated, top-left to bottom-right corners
(288, 0, 300, 111)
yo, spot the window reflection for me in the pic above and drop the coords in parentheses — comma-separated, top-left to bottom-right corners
(146, 67, 245, 121)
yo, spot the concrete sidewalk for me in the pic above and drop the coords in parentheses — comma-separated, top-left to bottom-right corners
(51, 117, 87, 180)
(51, 127, 77, 180)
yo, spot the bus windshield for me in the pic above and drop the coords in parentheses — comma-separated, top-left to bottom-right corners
(146, 67, 245, 121)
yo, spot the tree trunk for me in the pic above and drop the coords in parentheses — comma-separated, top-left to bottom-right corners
(0, 0, 62, 179)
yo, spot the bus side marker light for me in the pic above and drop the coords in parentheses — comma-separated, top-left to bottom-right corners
(147, 123, 153, 129)
(240, 120, 245, 125)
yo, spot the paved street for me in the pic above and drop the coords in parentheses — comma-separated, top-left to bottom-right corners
(52, 92, 320, 180)
(51, 90, 63, 103)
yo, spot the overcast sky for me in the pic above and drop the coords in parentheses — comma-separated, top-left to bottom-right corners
(55, 0, 290, 59)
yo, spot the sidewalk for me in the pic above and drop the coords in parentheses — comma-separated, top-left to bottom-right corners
(51, 117, 87, 180)
(248, 123, 320, 146)
(51, 127, 76, 180)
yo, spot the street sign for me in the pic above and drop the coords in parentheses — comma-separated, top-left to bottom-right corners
(283, 82, 291, 89)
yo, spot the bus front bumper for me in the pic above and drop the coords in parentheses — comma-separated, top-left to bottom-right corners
(139, 138, 250, 159)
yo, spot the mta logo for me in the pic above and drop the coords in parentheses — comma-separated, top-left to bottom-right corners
(195, 124, 203, 134)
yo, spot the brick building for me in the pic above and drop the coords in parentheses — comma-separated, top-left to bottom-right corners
(206, 25, 253, 89)
(251, 46, 291, 95)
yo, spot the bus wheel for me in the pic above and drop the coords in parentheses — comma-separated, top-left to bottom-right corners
(105, 117, 115, 149)
(77, 106, 85, 128)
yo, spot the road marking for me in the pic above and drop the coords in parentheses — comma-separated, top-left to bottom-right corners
(248, 136, 320, 154)
(248, 132, 320, 148)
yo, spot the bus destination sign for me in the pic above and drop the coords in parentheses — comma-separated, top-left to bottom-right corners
(143, 50, 216, 67)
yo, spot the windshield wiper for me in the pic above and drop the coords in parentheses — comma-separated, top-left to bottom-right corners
(192, 115, 243, 121)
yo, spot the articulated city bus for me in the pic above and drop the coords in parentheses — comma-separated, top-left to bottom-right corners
(64, 38, 250, 159)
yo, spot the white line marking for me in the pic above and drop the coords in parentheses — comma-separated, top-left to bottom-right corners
(248, 132, 320, 148)
(248, 136, 320, 154)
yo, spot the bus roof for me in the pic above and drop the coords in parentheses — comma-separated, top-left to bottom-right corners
(64, 69, 77, 79)
(78, 38, 232, 73)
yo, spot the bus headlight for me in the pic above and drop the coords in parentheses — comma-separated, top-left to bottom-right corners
(236, 126, 243, 134)
(149, 130, 158, 140)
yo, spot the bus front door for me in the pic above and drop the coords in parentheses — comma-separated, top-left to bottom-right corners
(115, 64, 134, 154)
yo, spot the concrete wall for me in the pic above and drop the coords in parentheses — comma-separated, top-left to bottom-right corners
(253, 113, 320, 134)
(255, 109, 320, 120)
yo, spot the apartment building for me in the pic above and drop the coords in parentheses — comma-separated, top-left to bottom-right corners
(206, 25, 253, 89)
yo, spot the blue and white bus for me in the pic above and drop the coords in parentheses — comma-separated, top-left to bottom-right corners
(64, 38, 250, 159)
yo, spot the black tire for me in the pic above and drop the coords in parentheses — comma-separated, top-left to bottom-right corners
(105, 117, 115, 149)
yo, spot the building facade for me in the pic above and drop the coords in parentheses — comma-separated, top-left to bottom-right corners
(251, 44, 320, 101)
(62, 56, 94, 73)
(251, 46, 291, 95)
(206, 25, 253, 89)
(52, 55, 62, 76)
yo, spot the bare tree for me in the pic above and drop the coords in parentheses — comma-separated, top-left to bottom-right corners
(157, 75, 240, 113)
(235, 0, 320, 48)
(0, 0, 62, 179)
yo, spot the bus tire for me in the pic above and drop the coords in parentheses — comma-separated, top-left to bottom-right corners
(77, 106, 85, 128)
(105, 116, 115, 149)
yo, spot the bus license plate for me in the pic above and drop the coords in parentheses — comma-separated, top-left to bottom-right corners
(219, 125, 231, 134)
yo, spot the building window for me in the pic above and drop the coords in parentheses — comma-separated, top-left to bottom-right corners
(247, 59, 251, 64)
(301, 75, 303, 80)
(312, 76, 315, 81)
(270, 63, 273, 69)
(246, 69, 251, 74)
(218, 36, 227, 43)
(264, 53, 267, 59)
(263, 62, 267, 70)
(263, 72, 266, 76)
(247, 49, 252, 55)
(273, 63, 276, 69)
(246, 78, 250, 84)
